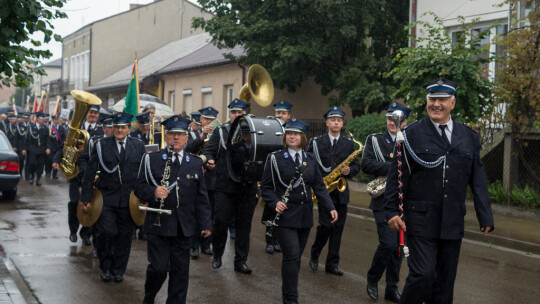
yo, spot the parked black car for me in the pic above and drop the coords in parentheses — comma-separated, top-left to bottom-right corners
(0, 131, 20, 200)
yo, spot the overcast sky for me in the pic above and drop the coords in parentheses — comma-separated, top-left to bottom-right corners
(30, 0, 198, 63)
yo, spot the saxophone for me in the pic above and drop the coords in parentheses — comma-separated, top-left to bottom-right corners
(312, 135, 363, 203)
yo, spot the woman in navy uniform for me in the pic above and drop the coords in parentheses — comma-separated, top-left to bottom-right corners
(80, 112, 146, 283)
(362, 103, 410, 302)
(23, 112, 50, 186)
(308, 107, 361, 276)
(262, 100, 292, 254)
(385, 78, 494, 304)
(260, 117, 338, 304)
(135, 115, 212, 304)
(203, 99, 258, 273)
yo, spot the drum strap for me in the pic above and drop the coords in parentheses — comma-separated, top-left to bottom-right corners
(16, 124, 27, 136)
(312, 138, 331, 173)
(143, 153, 177, 190)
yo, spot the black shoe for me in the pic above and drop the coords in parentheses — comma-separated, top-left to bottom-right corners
(113, 274, 123, 282)
(69, 234, 77, 243)
(202, 247, 213, 255)
(325, 266, 344, 276)
(82, 238, 91, 246)
(190, 248, 199, 259)
(266, 244, 274, 254)
(234, 262, 252, 274)
(92, 249, 98, 259)
(366, 283, 378, 301)
(28, 179, 33, 185)
(211, 257, 222, 269)
(132, 230, 137, 240)
(35, 179, 41, 186)
(273, 243, 282, 252)
(309, 257, 318, 271)
(229, 231, 236, 239)
(52, 174, 58, 179)
(138, 231, 147, 240)
(384, 289, 400, 303)
(100, 271, 111, 282)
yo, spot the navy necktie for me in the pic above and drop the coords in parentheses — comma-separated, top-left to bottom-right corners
(439, 125, 450, 148)
(119, 142, 125, 167)
(294, 153, 300, 167)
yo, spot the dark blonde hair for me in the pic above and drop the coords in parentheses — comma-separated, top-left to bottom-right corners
(282, 131, 308, 149)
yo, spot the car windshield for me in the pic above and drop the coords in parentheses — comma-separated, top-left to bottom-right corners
(0, 133, 12, 151)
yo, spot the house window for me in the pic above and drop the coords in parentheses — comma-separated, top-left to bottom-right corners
(169, 91, 175, 112)
(202, 87, 212, 108)
(183, 89, 192, 116)
(62, 58, 68, 80)
(225, 85, 233, 118)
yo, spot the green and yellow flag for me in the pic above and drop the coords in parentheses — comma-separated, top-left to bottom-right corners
(123, 59, 140, 119)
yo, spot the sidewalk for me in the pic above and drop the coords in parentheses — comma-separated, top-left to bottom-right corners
(0, 256, 28, 304)
(347, 181, 540, 255)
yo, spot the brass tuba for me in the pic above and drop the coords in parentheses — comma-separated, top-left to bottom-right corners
(60, 90, 102, 179)
(312, 134, 364, 203)
(238, 64, 274, 108)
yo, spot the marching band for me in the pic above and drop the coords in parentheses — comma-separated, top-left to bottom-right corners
(6, 74, 493, 304)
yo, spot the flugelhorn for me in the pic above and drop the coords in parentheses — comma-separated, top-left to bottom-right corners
(60, 90, 102, 179)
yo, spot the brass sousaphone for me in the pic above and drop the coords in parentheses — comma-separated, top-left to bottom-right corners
(238, 64, 274, 107)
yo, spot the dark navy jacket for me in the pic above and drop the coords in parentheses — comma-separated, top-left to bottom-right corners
(384, 117, 494, 240)
(135, 149, 212, 238)
(308, 133, 361, 205)
(25, 123, 49, 154)
(81, 136, 145, 208)
(129, 129, 150, 145)
(260, 149, 336, 229)
(361, 131, 396, 210)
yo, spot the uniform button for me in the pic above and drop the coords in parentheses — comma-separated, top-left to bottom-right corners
(445, 180, 449, 183)
(301, 192, 304, 195)
(447, 151, 450, 155)
(301, 201, 304, 205)
(446, 165, 449, 169)
(444, 194, 448, 198)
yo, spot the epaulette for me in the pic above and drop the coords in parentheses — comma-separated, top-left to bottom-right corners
(130, 137, 145, 144)
(187, 152, 202, 160)
(462, 122, 478, 134)
(403, 121, 418, 130)
(369, 132, 383, 137)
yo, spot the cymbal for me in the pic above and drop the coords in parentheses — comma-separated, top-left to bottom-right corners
(129, 190, 146, 226)
(77, 188, 103, 227)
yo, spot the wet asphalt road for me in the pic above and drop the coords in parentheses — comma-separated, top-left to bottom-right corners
(0, 178, 539, 304)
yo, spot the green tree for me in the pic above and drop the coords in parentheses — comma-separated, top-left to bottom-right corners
(192, 0, 409, 116)
(495, 0, 539, 131)
(0, 0, 67, 88)
(387, 13, 495, 122)
(10, 87, 32, 107)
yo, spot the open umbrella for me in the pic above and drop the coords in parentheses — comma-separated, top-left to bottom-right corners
(0, 105, 25, 114)
(113, 94, 174, 117)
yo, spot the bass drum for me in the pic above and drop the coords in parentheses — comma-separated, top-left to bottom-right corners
(226, 115, 284, 183)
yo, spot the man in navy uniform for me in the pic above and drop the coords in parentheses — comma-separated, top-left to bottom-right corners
(16, 113, 30, 177)
(186, 108, 217, 258)
(273, 100, 292, 124)
(130, 111, 151, 145)
(5, 112, 18, 151)
(185, 106, 218, 154)
(308, 107, 360, 276)
(385, 78, 494, 303)
(135, 115, 212, 304)
(46, 115, 65, 179)
(203, 99, 258, 274)
(363, 102, 410, 303)
(80, 112, 146, 283)
(23, 112, 49, 186)
(53, 107, 103, 245)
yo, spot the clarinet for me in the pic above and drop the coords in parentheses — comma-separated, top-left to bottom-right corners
(153, 145, 174, 227)
(263, 166, 305, 237)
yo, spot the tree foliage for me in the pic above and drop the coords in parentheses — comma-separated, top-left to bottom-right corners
(387, 13, 495, 123)
(192, 0, 409, 116)
(0, 0, 67, 88)
(495, 0, 539, 131)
